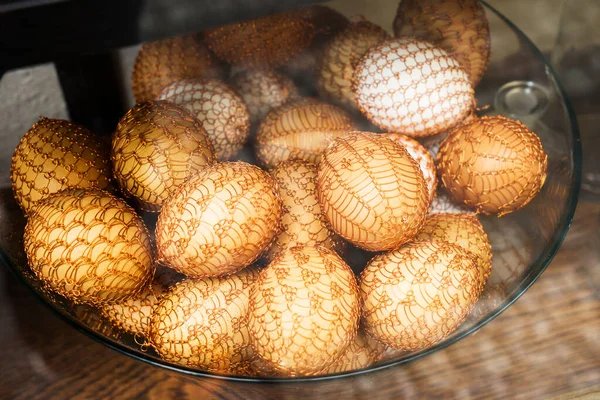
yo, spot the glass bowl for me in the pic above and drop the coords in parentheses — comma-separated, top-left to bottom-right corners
(0, 0, 581, 383)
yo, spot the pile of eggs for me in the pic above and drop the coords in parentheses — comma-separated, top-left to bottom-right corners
(10, 0, 548, 377)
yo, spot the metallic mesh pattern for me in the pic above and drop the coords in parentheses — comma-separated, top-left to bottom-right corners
(317, 132, 429, 251)
(255, 99, 356, 168)
(428, 188, 475, 215)
(230, 69, 300, 124)
(323, 328, 385, 374)
(437, 116, 548, 216)
(155, 162, 283, 278)
(204, 9, 315, 68)
(23, 188, 155, 306)
(393, 0, 491, 87)
(265, 159, 341, 262)
(131, 33, 223, 103)
(111, 101, 216, 212)
(149, 267, 259, 373)
(248, 246, 361, 376)
(360, 240, 482, 350)
(10, 117, 113, 215)
(317, 18, 390, 111)
(353, 37, 474, 137)
(159, 79, 250, 161)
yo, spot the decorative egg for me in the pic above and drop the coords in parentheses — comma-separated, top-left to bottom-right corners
(132, 33, 223, 103)
(149, 267, 260, 373)
(322, 328, 385, 374)
(248, 246, 360, 376)
(436, 116, 548, 216)
(229, 69, 299, 124)
(111, 101, 216, 212)
(360, 240, 483, 350)
(317, 17, 390, 110)
(155, 162, 283, 278)
(255, 99, 356, 168)
(393, 0, 491, 87)
(429, 189, 475, 215)
(353, 37, 475, 137)
(317, 131, 429, 251)
(158, 79, 251, 161)
(23, 188, 155, 305)
(265, 159, 341, 262)
(10, 117, 112, 215)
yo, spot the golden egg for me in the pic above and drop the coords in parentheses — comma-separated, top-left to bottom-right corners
(436, 116, 548, 216)
(132, 33, 223, 103)
(322, 328, 385, 374)
(353, 37, 475, 137)
(393, 0, 491, 87)
(158, 79, 251, 161)
(149, 267, 259, 373)
(229, 69, 300, 124)
(10, 117, 112, 215)
(429, 188, 475, 215)
(265, 159, 341, 262)
(248, 246, 360, 376)
(360, 240, 483, 350)
(317, 131, 429, 251)
(111, 101, 216, 212)
(317, 17, 390, 110)
(23, 188, 155, 305)
(255, 99, 356, 168)
(155, 161, 283, 278)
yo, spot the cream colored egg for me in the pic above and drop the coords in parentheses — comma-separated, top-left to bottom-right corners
(360, 240, 483, 350)
(10, 117, 113, 215)
(158, 79, 250, 160)
(111, 101, 216, 212)
(322, 328, 385, 374)
(149, 267, 259, 373)
(23, 188, 155, 305)
(353, 37, 475, 137)
(248, 246, 360, 376)
(155, 161, 283, 278)
(317, 131, 429, 251)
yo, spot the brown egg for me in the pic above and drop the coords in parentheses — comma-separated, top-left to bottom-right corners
(322, 328, 385, 374)
(155, 162, 283, 278)
(437, 116, 548, 216)
(382, 133, 437, 202)
(415, 213, 492, 287)
(393, 0, 491, 87)
(23, 188, 155, 306)
(149, 267, 259, 373)
(360, 240, 483, 350)
(111, 101, 216, 212)
(248, 246, 360, 376)
(229, 69, 300, 124)
(204, 9, 315, 68)
(10, 117, 112, 215)
(265, 159, 341, 262)
(132, 33, 223, 103)
(353, 37, 475, 137)
(428, 189, 475, 215)
(317, 132, 429, 251)
(255, 99, 356, 168)
(158, 79, 250, 161)
(317, 17, 390, 110)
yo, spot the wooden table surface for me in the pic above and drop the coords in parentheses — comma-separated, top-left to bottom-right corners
(0, 201, 599, 400)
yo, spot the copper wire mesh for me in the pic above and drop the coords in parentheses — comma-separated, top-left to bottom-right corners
(111, 101, 216, 212)
(155, 161, 283, 278)
(317, 131, 429, 251)
(23, 188, 155, 306)
(149, 267, 259, 373)
(131, 33, 223, 103)
(436, 116, 548, 216)
(322, 328, 385, 374)
(10, 117, 113, 215)
(255, 99, 357, 168)
(393, 0, 491, 87)
(360, 240, 482, 350)
(248, 246, 360, 376)
(353, 37, 474, 137)
(158, 79, 250, 161)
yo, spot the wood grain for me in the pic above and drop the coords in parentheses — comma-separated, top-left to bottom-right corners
(0, 202, 599, 400)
